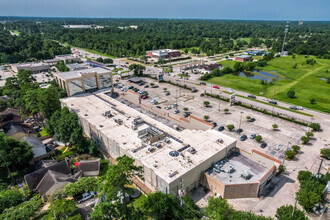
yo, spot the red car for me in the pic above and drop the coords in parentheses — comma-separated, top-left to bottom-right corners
(213, 85, 220, 89)
(141, 95, 148, 99)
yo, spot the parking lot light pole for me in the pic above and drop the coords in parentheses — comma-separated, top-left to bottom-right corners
(239, 112, 244, 130)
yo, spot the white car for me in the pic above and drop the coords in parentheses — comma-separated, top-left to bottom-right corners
(296, 106, 304, 110)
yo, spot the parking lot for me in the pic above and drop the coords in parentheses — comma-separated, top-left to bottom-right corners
(115, 77, 308, 160)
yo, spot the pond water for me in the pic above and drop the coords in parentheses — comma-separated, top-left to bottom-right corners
(320, 77, 328, 81)
(237, 70, 279, 82)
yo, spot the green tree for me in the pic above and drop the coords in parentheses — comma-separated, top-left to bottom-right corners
(203, 101, 210, 107)
(320, 149, 330, 159)
(224, 108, 229, 114)
(183, 107, 189, 112)
(296, 181, 324, 212)
(204, 115, 210, 121)
(45, 199, 80, 220)
(275, 205, 308, 220)
(0, 189, 25, 213)
(205, 197, 233, 220)
(92, 201, 144, 220)
(99, 155, 143, 219)
(38, 86, 61, 118)
(309, 123, 321, 131)
(246, 116, 251, 121)
(255, 135, 262, 143)
(143, 192, 180, 220)
(129, 64, 146, 76)
(63, 177, 97, 197)
(305, 131, 313, 137)
(287, 90, 295, 99)
(285, 150, 296, 160)
(244, 62, 256, 71)
(0, 195, 42, 220)
(301, 136, 310, 145)
(103, 58, 113, 64)
(0, 133, 33, 182)
(292, 145, 301, 153)
(227, 124, 235, 131)
(55, 60, 70, 72)
(272, 124, 278, 131)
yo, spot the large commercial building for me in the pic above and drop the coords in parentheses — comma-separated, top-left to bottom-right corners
(53, 67, 112, 96)
(235, 55, 252, 62)
(11, 62, 50, 74)
(147, 49, 181, 59)
(61, 93, 237, 195)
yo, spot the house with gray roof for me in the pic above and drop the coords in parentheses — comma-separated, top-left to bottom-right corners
(78, 158, 101, 177)
(21, 137, 55, 164)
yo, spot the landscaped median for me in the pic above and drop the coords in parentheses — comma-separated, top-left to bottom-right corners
(222, 91, 314, 117)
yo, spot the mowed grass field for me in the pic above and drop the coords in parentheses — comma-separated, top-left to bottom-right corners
(209, 55, 330, 113)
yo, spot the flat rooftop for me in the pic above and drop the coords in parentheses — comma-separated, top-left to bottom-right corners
(206, 152, 270, 184)
(14, 62, 49, 68)
(61, 92, 236, 184)
(149, 49, 179, 53)
(54, 67, 109, 80)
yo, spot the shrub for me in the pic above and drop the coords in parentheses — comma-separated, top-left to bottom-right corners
(301, 136, 310, 145)
(309, 123, 321, 131)
(305, 131, 313, 137)
(272, 124, 278, 131)
(246, 116, 251, 121)
(183, 107, 189, 112)
(310, 98, 316, 104)
(278, 165, 285, 173)
(292, 145, 301, 153)
(287, 90, 295, 98)
(226, 124, 235, 131)
(224, 108, 229, 114)
(203, 101, 210, 107)
(285, 150, 296, 160)
(320, 149, 330, 159)
(255, 135, 262, 143)
(204, 115, 210, 121)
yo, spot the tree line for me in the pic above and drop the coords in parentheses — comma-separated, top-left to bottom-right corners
(1, 18, 329, 58)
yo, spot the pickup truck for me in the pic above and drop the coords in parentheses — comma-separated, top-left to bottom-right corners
(77, 191, 95, 204)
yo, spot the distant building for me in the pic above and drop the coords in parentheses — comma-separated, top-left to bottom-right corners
(147, 49, 181, 59)
(235, 55, 252, 62)
(55, 54, 81, 63)
(299, 20, 304, 25)
(63, 25, 104, 29)
(53, 67, 112, 96)
(246, 49, 264, 56)
(66, 63, 87, 71)
(201, 63, 223, 72)
(11, 62, 50, 74)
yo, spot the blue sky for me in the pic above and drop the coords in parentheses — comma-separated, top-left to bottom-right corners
(0, 0, 329, 21)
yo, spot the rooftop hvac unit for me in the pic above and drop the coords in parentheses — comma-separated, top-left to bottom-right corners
(241, 171, 252, 180)
(187, 147, 197, 154)
(148, 147, 155, 153)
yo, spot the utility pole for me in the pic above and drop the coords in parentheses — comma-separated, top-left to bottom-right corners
(317, 159, 324, 175)
(281, 21, 290, 55)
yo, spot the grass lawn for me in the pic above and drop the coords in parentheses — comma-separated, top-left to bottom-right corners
(85, 49, 116, 58)
(38, 127, 48, 137)
(209, 55, 330, 113)
(55, 146, 74, 157)
(178, 74, 190, 78)
(129, 193, 147, 209)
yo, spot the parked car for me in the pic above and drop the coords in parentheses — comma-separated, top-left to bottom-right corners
(77, 191, 95, 204)
(144, 85, 149, 88)
(289, 106, 297, 110)
(269, 100, 277, 105)
(166, 92, 170, 96)
(165, 106, 172, 110)
(213, 85, 219, 89)
(236, 128, 243, 134)
(218, 126, 225, 131)
(248, 94, 256, 99)
(184, 112, 191, 118)
(154, 65, 158, 67)
(156, 106, 161, 109)
(250, 133, 256, 139)
(174, 109, 180, 114)
(296, 106, 304, 110)
(227, 88, 234, 93)
(191, 88, 198, 93)
(128, 86, 134, 89)
(200, 82, 206, 85)
(211, 122, 217, 128)
(141, 95, 148, 99)
(24, 118, 34, 123)
(249, 118, 256, 122)
(240, 135, 248, 141)
(260, 142, 267, 148)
